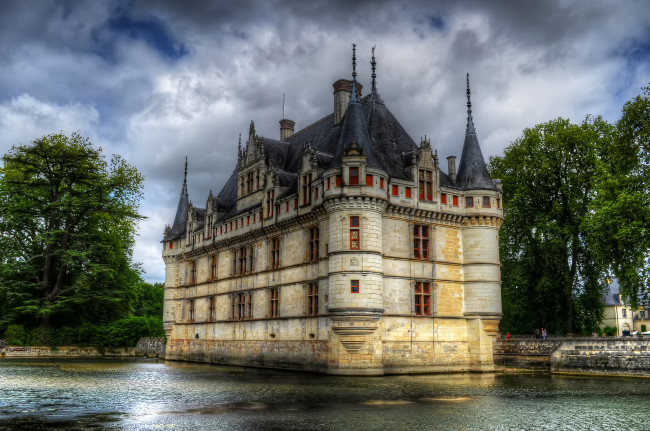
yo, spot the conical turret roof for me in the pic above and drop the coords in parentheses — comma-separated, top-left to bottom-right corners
(166, 157, 190, 240)
(456, 74, 496, 191)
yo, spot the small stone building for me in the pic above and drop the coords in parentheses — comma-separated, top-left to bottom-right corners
(162, 48, 504, 375)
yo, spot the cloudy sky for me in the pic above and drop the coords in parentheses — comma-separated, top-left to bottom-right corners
(1, 0, 648, 282)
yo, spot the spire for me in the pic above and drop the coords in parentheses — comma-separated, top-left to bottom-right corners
(466, 73, 475, 134)
(350, 43, 359, 102)
(335, 43, 379, 168)
(456, 75, 496, 191)
(371, 46, 377, 94)
(369, 45, 383, 104)
(167, 157, 191, 240)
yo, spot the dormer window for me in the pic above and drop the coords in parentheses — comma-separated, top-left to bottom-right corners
(302, 173, 312, 205)
(349, 167, 359, 185)
(418, 169, 433, 201)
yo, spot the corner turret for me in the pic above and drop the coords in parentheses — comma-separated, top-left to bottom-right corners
(165, 157, 190, 240)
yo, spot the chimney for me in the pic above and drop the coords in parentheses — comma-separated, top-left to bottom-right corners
(447, 156, 457, 183)
(280, 119, 295, 141)
(332, 79, 363, 125)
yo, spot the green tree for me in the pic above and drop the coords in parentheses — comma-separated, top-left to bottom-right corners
(0, 132, 144, 329)
(132, 282, 164, 317)
(586, 85, 650, 307)
(489, 117, 615, 334)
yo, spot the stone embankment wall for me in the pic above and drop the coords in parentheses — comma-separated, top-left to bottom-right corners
(495, 337, 650, 376)
(135, 337, 166, 357)
(0, 337, 166, 359)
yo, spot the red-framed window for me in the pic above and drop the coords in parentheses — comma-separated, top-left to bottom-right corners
(419, 169, 433, 201)
(308, 227, 319, 262)
(453, 195, 459, 206)
(269, 289, 279, 318)
(307, 283, 318, 316)
(349, 167, 359, 185)
(497, 198, 501, 209)
(366, 174, 373, 186)
(351, 280, 359, 293)
(441, 193, 447, 204)
(327, 177, 331, 190)
(271, 238, 280, 269)
(380, 178, 384, 189)
(392, 185, 398, 196)
(336, 175, 342, 187)
(315, 187, 319, 200)
(413, 225, 429, 259)
(466, 196, 474, 208)
(414, 282, 431, 316)
(405, 188, 412, 198)
(169, 241, 173, 249)
(350, 216, 360, 250)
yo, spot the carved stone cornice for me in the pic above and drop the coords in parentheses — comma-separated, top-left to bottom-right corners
(329, 308, 383, 353)
(324, 196, 387, 214)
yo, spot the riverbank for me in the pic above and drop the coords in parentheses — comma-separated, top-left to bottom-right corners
(494, 337, 650, 377)
(0, 337, 166, 359)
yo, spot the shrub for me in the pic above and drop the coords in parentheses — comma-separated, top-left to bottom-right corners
(3, 325, 27, 345)
(602, 326, 618, 336)
(642, 325, 647, 333)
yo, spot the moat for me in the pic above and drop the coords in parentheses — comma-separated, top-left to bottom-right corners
(1, 358, 649, 430)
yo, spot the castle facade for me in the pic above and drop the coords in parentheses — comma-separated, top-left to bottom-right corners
(162, 48, 503, 375)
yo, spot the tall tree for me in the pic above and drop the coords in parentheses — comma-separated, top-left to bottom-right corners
(587, 85, 650, 308)
(0, 132, 144, 328)
(489, 117, 615, 334)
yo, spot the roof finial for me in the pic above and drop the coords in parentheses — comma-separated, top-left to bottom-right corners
(350, 43, 360, 102)
(371, 45, 377, 94)
(182, 156, 188, 196)
(352, 43, 357, 79)
(466, 73, 476, 134)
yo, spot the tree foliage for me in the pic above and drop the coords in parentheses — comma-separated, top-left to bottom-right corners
(491, 84, 650, 334)
(489, 117, 615, 334)
(0, 132, 144, 329)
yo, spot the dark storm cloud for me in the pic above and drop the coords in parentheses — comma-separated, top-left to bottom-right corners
(0, 0, 648, 281)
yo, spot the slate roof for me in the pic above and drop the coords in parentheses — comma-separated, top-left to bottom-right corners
(166, 70, 497, 240)
(603, 279, 623, 306)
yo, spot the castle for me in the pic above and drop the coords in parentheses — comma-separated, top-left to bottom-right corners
(162, 47, 504, 375)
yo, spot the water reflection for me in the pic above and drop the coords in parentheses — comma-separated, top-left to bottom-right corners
(1, 358, 649, 430)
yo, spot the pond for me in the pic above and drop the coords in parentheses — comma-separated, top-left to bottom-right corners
(1, 358, 649, 430)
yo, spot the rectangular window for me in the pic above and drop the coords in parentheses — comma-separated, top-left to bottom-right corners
(286, 201, 289, 212)
(350, 216, 360, 250)
(308, 227, 319, 262)
(351, 280, 359, 293)
(315, 187, 319, 200)
(230, 295, 236, 320)
(246, 293, 252, 320)
(210, 254, 218, 281)
(237, 293, 246, 320)
(269, 289, 279, 318)
(622, 308, 627, 318)
(209, 297, 216, 322)
(191, 261, 197, 285)
(266, 190, 275, 218)
(483, 196, 490, 207)
(188, 299, 195, 322)
(247, 245, 254, 273)
(392, 185, 398, 196)
(419, 169, 433, 201)
(366, 174, 373, 186)
(414, 282, 431, 316)
(238, 246, 246, 275)
(466, 196, 474, 207)
(271, 238, 280, 269)
(336, 175, 342, 187)
(307, 283, 318, 316)
(169, 241, 173, 249)
(441, 193, 447, 204)
(302, 173, 312, 205)
(413, 225, 429, 259)
(453, 195, 459, 206)
(497, 198, 501, 209)
(327, 177, 331, 190)
(405, 187, 412, 198)
(380, 178, 384, 189)
(349, 167, 359, 185)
